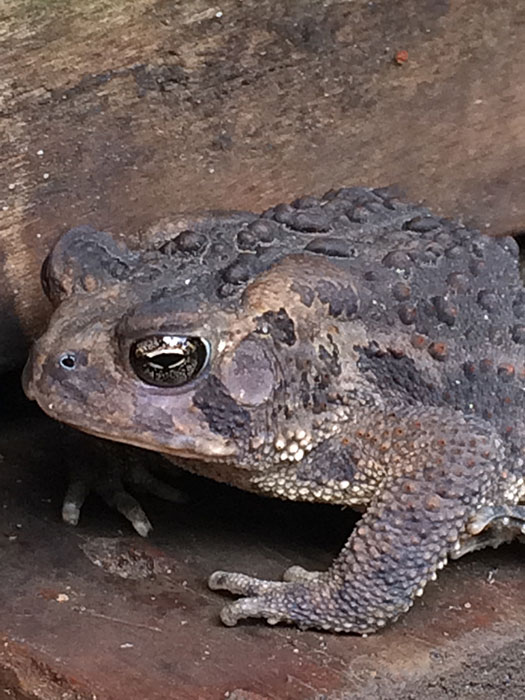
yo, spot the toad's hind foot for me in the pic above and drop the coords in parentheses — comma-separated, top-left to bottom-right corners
(209, 572, 344, 630)
(282, 565, 324, 583)
(209, 571, 292, 596)
(208, 567, 328, 628)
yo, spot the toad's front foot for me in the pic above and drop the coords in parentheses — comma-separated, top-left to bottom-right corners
(64, 459, 187, 536)
(60, 432, 187, 536)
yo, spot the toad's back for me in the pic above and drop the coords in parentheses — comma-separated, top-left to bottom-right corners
(146, 186, 525, 442)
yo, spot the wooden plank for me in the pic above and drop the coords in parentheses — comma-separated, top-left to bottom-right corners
(1, 0, 525, 369)
(1, 373, 525, 699)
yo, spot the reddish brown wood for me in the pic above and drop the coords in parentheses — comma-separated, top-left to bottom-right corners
(1, 375, 525, 699)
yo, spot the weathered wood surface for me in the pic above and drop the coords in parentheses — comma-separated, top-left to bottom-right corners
(2, 3, 525, 698)
(2, 375, 525, 699)
(1, 0, 525, 371)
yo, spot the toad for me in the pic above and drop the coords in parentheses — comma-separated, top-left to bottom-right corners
(23, 186, 525, 633)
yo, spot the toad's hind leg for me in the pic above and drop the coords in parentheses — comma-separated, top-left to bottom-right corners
(209, 422, 501, 633)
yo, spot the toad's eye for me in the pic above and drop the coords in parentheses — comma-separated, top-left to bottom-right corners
(130, 335, 210, 388)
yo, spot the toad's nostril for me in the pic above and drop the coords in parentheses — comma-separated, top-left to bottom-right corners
(59, 352, 77, 370)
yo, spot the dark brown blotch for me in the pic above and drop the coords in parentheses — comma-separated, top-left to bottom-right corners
(411, 333, 427, 349)
(382, 250, 412, 270)
(297, 438, 356, 486)
(511, 325, 525, 344)
(402, 216, 441, 233)
(304, 237, 352, 258)
(446, 272, 470, 293)
(193, 375, 251, 439)
(433, 297, 457, 326)
(222, 255, 257, 284)
(315, 279, 359, 319)
(247, 219, 278, 242)
(257, 308, 296, 346)
(291, 209, 331, 233)
(392, 281, 411, 301)
(497, 363, 515, 381)
(290, 281, 315, 307)
(398, 304, 417, 325)
(463, 362, 476, 380)
(477, 290, 499, 313)
(159, 230, 208, 255)
(428, 342, 448, 361)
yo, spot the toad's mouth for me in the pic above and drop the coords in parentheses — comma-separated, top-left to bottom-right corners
(58, 417, 238, 462)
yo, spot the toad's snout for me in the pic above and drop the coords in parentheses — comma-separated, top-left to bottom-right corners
(22, 335, 92, 408)
(22, 342, 41, 401)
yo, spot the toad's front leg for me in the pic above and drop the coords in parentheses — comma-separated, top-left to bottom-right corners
(209, 419, 502, 633)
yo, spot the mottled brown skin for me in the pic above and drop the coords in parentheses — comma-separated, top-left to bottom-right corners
(24, 187, 525, 634)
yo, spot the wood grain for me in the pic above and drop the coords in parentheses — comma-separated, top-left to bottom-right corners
(1, 0, 525, 370)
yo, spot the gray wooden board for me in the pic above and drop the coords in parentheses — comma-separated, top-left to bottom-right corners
(1, 0, 525, 370)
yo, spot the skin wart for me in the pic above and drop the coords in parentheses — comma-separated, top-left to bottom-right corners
(24, 187, 525, 634)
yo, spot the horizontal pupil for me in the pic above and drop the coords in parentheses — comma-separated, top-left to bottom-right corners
(148, 354, 186, 370)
